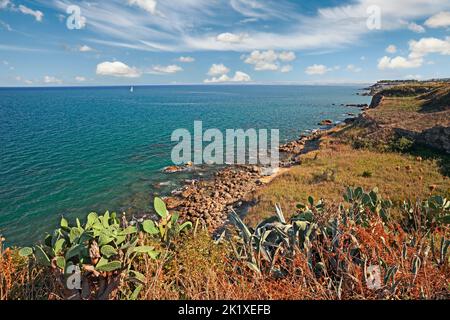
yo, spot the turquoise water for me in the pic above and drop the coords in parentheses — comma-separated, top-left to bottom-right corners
(0, 85, 369, 245)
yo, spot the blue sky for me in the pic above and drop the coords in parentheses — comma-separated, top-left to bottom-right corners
(0, 0, 449, 86)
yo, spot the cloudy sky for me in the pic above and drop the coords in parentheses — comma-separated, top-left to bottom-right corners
(0, 0, 449, 86)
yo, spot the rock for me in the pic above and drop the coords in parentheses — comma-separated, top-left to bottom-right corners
(164, 197, 183, 210)
(261, 167, 280, 176)
(319, 119, 333, 126)
(163, 165, 183, 173)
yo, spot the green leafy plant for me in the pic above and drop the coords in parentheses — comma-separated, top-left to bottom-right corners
(142, 197, 192, 243)
(19, 211, 158, 299)
(389, 136, 414, 152)
(401, 195, 450, 231)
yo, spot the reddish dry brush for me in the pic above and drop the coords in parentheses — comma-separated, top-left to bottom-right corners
(1, 191, 449, 300)
(0, 237, 54, 300)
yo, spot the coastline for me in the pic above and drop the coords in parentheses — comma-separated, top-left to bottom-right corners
(159, 115, 363, 230)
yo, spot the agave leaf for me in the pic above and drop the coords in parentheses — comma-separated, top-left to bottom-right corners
(308, 196, 314, 207)
(129, 270, 146, 284)
(129, 284, 143, 300)
(439, 215, 450, 224)
(179, 221, 193, 232)
(275, 204, 286, 224)
(245, 261, 262, 276)
(154, 197, 168, 219)
(230, 210, 252, 242)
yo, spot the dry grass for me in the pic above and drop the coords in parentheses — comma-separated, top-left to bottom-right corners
(246, 141, 449, 226)
(0, 238, 54, 300)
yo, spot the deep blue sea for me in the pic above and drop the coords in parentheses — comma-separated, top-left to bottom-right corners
(0, 85, 369, 245)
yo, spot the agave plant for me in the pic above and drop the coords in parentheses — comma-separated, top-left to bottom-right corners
(229, 187, 449, 298)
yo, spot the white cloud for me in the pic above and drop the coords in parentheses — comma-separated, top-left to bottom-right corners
(18, 5, 43, 22)
(44, 76, 62, 84)
(151, 64, 183, 74)
(0, 0, 10, 9)
(177, 56, 195, 63)
(216, 32, 247, 43)
(47, 0, 450, 53)
(386, 45, 397, 54)
(377, 56, 422, 69)
(96, 61, 142, 78)
(425, 11, 450, 28)
(79, 45, 93, 52)
(207, 63, 230, 76)
(305, 64, 330, 75)
(75, 76, 86, 82)
(346, 64, 362, 72)
(278, 51, 296, 62)
(243, 50, 296, 71)
(378, 36, 450, 70)
(0, 19, 12, 31)
(409, 37, 450, 58)
(128, 0, 157, 15)
(204, 71, 251, 83)
(280, 65, 293, 73)
(231, 71, 251, 82)
(408, 22, 425, 33)
(404, 74, 422, 80)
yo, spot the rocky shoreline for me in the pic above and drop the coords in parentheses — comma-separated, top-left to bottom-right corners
(157, 126, 342, 230)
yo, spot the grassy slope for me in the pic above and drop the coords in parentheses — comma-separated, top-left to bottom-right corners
(246, 139, 449, 225)
(246, 83, 450, 226)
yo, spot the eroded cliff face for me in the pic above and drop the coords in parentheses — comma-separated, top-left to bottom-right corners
(396, 126, 450, 154)
(356, 83, 450, 154)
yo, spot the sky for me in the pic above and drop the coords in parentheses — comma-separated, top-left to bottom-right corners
(0, 0, 449, 86)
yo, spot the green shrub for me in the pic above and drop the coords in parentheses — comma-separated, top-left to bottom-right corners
(362, 170, 373, 178)
(390, 136, 414, 152)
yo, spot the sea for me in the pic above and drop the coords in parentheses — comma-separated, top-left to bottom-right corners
(0, 85, 370, 245)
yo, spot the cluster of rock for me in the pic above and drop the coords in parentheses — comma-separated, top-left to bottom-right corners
(160, 120, 342, 230)
(162, 165, 263, 230)
(163, 161, 194, 173)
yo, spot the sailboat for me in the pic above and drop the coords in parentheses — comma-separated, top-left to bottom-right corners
(130, 86, 134, 93)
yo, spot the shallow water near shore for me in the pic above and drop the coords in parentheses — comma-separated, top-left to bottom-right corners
(0, 85, 370, 245)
